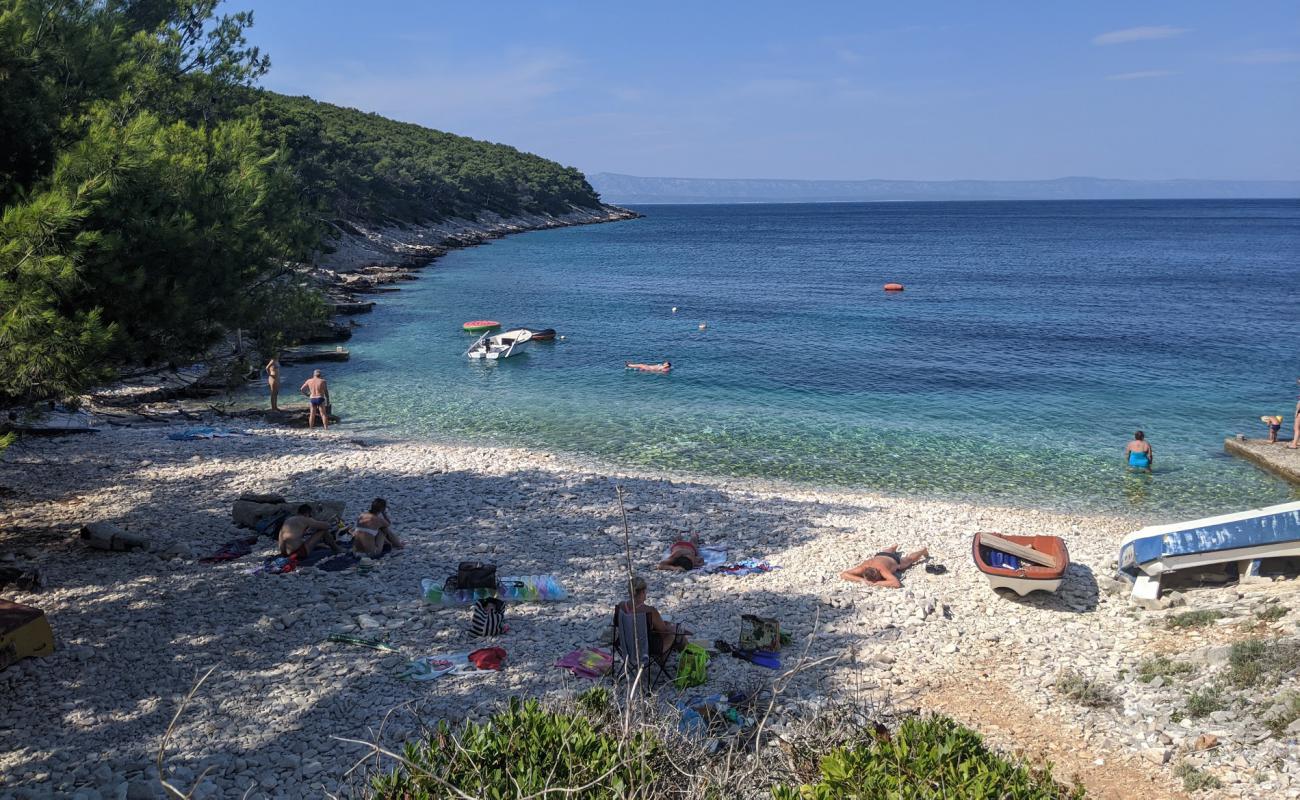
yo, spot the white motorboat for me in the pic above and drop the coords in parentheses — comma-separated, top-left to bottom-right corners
(467, 328, 533, 360)
(1116, 500, 1300, 600)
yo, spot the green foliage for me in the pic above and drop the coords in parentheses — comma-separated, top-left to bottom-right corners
(252, 91, 602, 222)
(1135, 656, 1195, 683)
(1184, 687, 1223, 719)
(1165, 610, 1223, 629)
(1227, 638, 1300, 688)
(1256, 605, 1288, 623)
(369, 696, 658, 800)
(772, 715, 1083, 800)
(1174, 761, 1222, 792)
(1053, 670, 1115, 708)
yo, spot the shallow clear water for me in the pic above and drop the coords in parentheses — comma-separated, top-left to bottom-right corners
(269, 201, 1300, 518)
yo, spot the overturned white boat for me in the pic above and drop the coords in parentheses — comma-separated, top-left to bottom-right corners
(1117, 500, 1300, 600)
(467, 328, 533, 360)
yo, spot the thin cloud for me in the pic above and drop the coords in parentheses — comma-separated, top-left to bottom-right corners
(1093, 26, 1189, 46)
(1106, 69, 1177, 81)
(1228, 49, 1300, 64)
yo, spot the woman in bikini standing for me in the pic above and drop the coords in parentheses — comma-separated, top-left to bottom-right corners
(265, 356, 281, 411)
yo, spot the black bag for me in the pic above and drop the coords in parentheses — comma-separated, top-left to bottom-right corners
(446, 561, 497, 591)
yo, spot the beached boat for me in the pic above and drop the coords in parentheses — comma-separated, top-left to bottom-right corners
(467, 328, 533, 360)
(972, 532, 1069, 596)
(1116, 500, 1300, 600)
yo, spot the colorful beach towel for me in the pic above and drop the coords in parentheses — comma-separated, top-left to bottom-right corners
(705, 558, 777, 577)
(554, 648, 613, 680)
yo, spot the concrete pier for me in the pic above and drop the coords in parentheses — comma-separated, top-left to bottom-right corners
(1224, 436, 1300, 485)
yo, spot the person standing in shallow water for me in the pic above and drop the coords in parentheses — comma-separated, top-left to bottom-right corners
(264, 356, 281, 411)
(300, 369, 330, 430)
(1124, 430, 1154, 472)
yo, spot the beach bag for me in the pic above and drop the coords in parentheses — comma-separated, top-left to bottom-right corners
(470, 598, 505, 637)
(739, 614, 781, 652)
(445, 561, 497, 591)
(673, 643, 710, 689)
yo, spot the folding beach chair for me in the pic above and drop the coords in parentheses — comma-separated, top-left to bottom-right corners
(612, 607, 675, 691)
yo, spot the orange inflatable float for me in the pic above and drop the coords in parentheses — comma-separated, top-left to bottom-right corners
(883, 283, 905, 292)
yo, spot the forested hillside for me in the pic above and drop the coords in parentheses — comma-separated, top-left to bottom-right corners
(0, 0, 607, 411)
(255, 92, 601, 221)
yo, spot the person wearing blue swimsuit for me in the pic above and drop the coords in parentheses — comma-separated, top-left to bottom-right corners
(1124, 430, 1154, 472)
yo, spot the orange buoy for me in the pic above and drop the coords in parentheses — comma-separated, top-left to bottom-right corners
(883, 283, 905, 292)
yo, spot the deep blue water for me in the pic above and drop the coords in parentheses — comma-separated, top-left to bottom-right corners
(275, 201, 1300, 518)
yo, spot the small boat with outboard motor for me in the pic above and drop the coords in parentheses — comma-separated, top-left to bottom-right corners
(467, 328, 533, 360)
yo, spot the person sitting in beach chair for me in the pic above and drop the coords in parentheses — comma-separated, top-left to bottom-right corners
(615, 576, 690, 655)
(353, 498, 403, 557)
(278, 505, 340, 559)
(656, 534, 704, 572)
(840, 545, 929, 588)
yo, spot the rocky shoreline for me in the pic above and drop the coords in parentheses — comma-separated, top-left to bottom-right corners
(0, 423, 1295, 799)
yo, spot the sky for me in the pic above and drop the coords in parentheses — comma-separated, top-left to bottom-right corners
(244, 1, 1300, 181)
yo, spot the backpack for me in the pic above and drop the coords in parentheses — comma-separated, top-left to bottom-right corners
(470, 597, 505, 636)
(446, 561, 498, 591)
(673, 643, 710, 689)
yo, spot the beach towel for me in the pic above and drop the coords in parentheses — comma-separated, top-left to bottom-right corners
(260, 554, 297, 574)
(554, 648, 613, 680)
(199, 536, 258, 563)
(400, 653, 476, 681)
(705, 558, 777, 577)
(660, 545, 728, 570)
(167, 427, 247, 441)
(326, 634, 400, 653)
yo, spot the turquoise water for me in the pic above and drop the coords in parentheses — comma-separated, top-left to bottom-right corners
(274, 201, 1300, 518)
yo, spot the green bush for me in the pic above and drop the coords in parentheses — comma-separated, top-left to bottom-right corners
(369, 693, 658, 799)
(1264, 693, 1300, 738)
(773, 715, 1083, 800)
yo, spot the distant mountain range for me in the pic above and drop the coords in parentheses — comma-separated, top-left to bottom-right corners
(588, 173, 1300, 204)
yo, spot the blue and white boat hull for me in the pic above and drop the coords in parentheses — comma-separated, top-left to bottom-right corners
(1117, 500, 1300, 598)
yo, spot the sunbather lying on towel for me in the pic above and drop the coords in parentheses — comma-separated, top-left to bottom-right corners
(656, 535, 704, 572)
(840, 545, 928, 588)
(353, 498, 404, 556)
(279, 505, 340, 559)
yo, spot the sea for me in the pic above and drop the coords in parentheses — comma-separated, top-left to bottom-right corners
(270, 200, 1300, 519)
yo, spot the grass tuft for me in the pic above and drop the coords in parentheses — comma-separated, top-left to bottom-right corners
(1165, 610, 1223, 630)
(1226, 638, 1300, 688)
(1256, 605, 1288, 623)
(1054, 669, 1116, 708)
(1184, 687, 1223, 719)
(1175, 761, 1222, 792)
(1136, 656, 1195, 684)
(1264, 693, 1300, 738)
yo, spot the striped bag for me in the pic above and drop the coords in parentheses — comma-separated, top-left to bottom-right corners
(469, 598, 505, 637)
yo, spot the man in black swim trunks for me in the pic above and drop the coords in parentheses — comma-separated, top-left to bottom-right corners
(300, 369, 330, 430)
(840, 545, 929, 588)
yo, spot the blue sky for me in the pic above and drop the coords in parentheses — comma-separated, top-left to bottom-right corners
(245, 1, 1299, 181)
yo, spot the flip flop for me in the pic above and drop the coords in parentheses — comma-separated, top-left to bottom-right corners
(924, 563, 948, 575)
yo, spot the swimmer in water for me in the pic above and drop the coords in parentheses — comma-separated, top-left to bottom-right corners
(626, 361, 671, 373)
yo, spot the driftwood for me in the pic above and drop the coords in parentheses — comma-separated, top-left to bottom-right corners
(80, 522, 150, 552)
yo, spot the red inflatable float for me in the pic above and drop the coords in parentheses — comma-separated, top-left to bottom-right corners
(883, 283, 905, 292)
